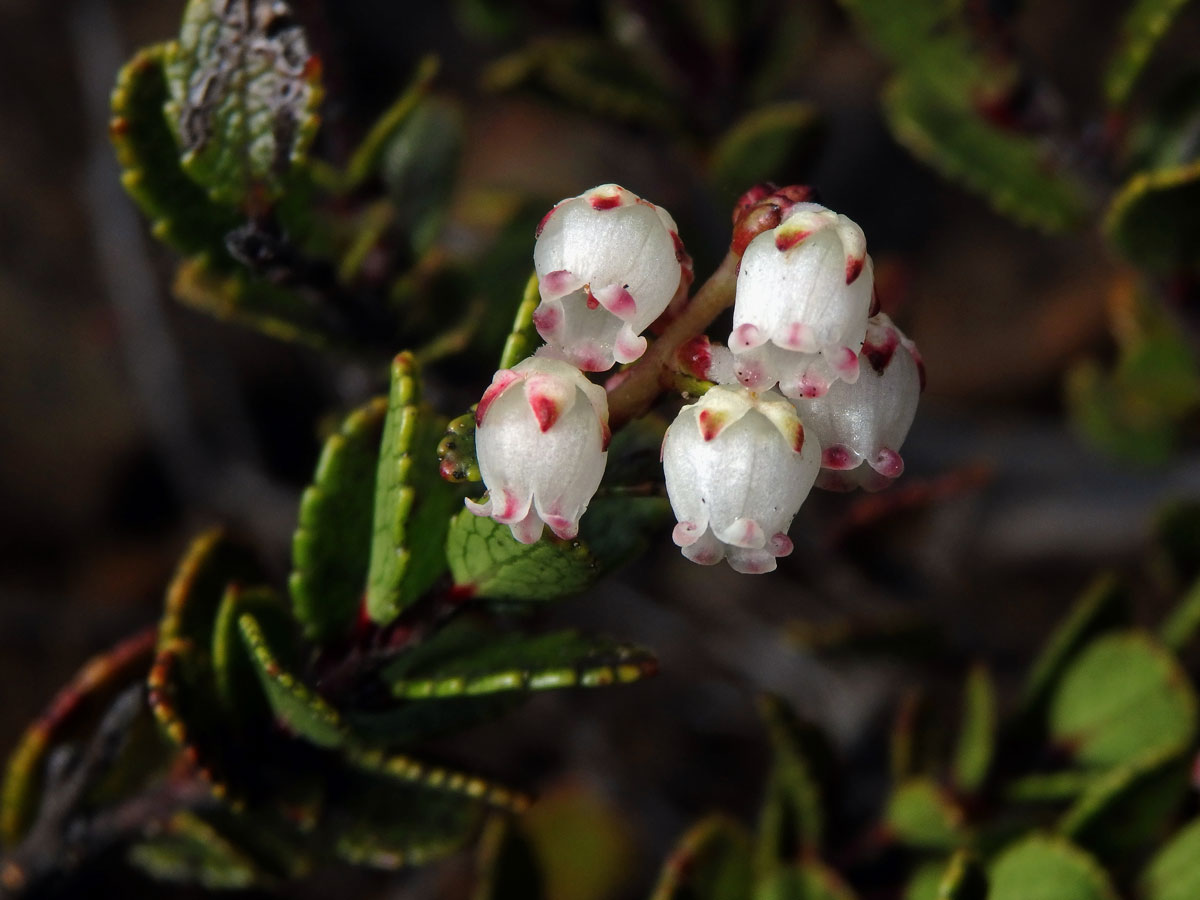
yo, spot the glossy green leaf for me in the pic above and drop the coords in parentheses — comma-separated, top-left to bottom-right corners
(904, 861, 947, 900)
(754, 861, 858, 900)
(1049, 631, 1196, 767)
(342, 744, 528, 812)
(446, 509, 598, 602)
(164, 0, 324, 206)
(579, 495, 673, 577)
(1103, 160, 1200, 272)
(882, 76, 1090, 233)
(158, 529, 261, 653)
(212, 584, 295, 726)
(884, 778, 967, 851)
(952, 665, 995, 793)
(1139, 816, 1200, 900)
(1161, 576, 1200, 652)
(988, 835, 1118, 900)
(289, 397, 387, 643)
(383, 96, 464, 255)
(1059, 745, 1192, 857)
(380, 620, 657, 699)
(482, 38, 681, 130)
(473, 816, 545, 900)
(327, 775, 485, 870)
(498, 274, 541, 371)
(1104, 0, 1196, 106)
(346, 695, 521, 746)
(238, 611, 345, 749)
(1004, 771, 1094, 805)
(127, 811, 263, 889)
(110, 44, 240, 263)
(367, 353, 461, 624)
(709, 102, 822, 201)
(649, 815, 753, 900)
(755, 694, 830, 868)
(1020, 574, 1128, 720)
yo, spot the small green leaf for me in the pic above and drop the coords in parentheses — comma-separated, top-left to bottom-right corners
(1019, 574, 1128, 721)
(327, 775, 485, 870)
(498, 274, 541, 371)
(1049, 631, 1197, 768)
(483, 38, 681, 131)
(238, 611, 345, 749)
(164, 0, 324, 206)
(649, 815, 753, 900)
(110, 44, 241, 263)
(446, 509, 599, 602)
(380, 620, 657, 699)
(342, 744, 528, 812)
(755, 695, 830, 868)
(577, 495, 673, 576)
(366, 352, 461, 624)
(159, 529, 261, 653)
(1104, 0, 1196, 106)
(754, 861, 858, 900)
(708, 102, 823, 201)
(988, 836, 1118, 900)
(1059, 745, 1192, 857)
(383, 96, 464, 255)
(1103, 160, 1200, 272)
(882, 75, 1090, 233)
(346, 695, 521, 746)
(127, 811, 263, 889)
(212, 584, 296, 726)
(937, 851, 988, 900)
(1161, 576, 1200, 653)
(1139, 816, 1200, 900)
(473, 816, 546, 900)
(905, 860, 948, 900)
(952, 665, 995, 794)
(1004, 771, 1094, 805)
(289, 397, 388, 643)
(884, 778, 967, 851)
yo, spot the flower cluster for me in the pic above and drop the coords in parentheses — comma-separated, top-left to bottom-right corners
(464, 183, 924, 574)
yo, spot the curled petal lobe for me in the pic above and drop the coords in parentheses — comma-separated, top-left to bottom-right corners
(523, 372, 576, 432)
(715, 517, 766, 550)
(476, 369, 521, 426)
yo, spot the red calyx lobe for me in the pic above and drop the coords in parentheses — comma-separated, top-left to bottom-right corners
(731, 183, 816, 257)
(677, 336, 713, 379)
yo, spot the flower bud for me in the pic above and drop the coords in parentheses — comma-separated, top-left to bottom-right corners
(791, 314, 923, 492)
(730, 183, 815, 257)
(533, 184, 691, 372)
(466, 357, 610, 543)
(662, 385, 820, 574)
(730, 202, 873, 399)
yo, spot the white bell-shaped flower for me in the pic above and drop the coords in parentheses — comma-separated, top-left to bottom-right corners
(662, 385, 821, 574)
(465, 357, 610, 543)
(730, 202, 874, 399)
(792, 314, 924, 492)
(533, 184, 691, 372)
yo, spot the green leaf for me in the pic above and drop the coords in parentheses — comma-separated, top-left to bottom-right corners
(382, 96, 464, 255)
(110, 44, 241, 262)
(882, 75, 1090, 233)
(937, 851, 988, 900)
(482, 38, 681, 131)
(1103, 160, 1200, 272)
(1160, 575, 1200, 653)
(366, 352, 461, 624)
(212, 584, 296, 726)
(952, 665, 995, 793)
(708, 102, 823, 201)
(445, 509, 599, 602)
(327, 775, 485, 869)
(649, 815, 753, 900)
(164, 0, 324, 206)
(342, 744, 528, 812)
(1059, 745, 1192, 857)
(1049, 631, 1197, 768)
(289, 397, 388, 643)
(159, 529, 262, 653)
(346, 695, 521, 746)
(379, 620, 657, 699)
(905, 860, 948, 900)
(884, 778, 967, 851)
(578, 495, 673, 576)
(127, 811, 264, 889)
(1004, 771, 1094, 805)
(754, 861, 858, 900)
(1139, 816, 1200, 900)
(473, 816, 546, 900)
(988, 836, 1118, 900)
(238, 611, 345, 749)
(1104, 0, 1196, 106)
(1019, 574, 1128, 720)
(755, 695, 830, 868)
(498, 274, 541, 371)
